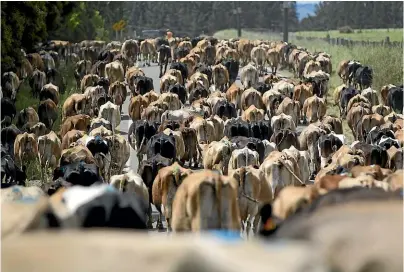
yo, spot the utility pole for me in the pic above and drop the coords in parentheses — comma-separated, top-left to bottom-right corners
(233, 3, 242, 38)
(283, 1, 291, 42)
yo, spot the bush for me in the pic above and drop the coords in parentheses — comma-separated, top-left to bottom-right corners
(338, 26, 354, 34)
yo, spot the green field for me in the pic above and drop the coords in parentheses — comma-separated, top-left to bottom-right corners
(293, 28, 403, 42)
(213, 29, 404, 144)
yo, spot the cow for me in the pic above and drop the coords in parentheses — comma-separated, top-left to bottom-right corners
(318, 134, 344, 168)
(128, 95, 148, 122)
(302, 94, 326, 123)
(14, 132, 38, 169)
(240, 63, 259, 89)
(39, 83, 59, 106)
(189, 116, 215, 144)
(270, 129, 299, 151)
(105, 61, 124, 83)
(386, 86, 403, 114)
(260, 151, 304, 197)
(60, 114, 91, 139)
(15, 107, 39, 130)
(105, 134, 130, 177)
(98, 101, 121, 133)
(228, 147, 260, 173)
(158, 45, 171, 78)
(79, 74, 100, 94)
(212, 100, 237, 121)
(140, 39, 157, 66)
(242, 105, 265, 122)
(267, 48, 280, 75)
(38, 99, 58, 130)
(353, 66, 373, 90)
(1, 98, 16, 125)
(109, 170, 149, 214)
(29, 69, 46, 98)
(386, 146, 403, 171)
(1, 146, 26, 187)
(241, 87, 265, 112)
(339, 87, 359, 118)
(37, 131, 61, 170)
(108, 81, 127, 112)
(151, 162, 193, 231)
(62, 93, 90, 121)
(171, 170, 241, 232)
(229, 166, 273, 237)
(251, 46, 267, 76)
(211, 63, 229, 92)
(1, 125, 21, 158)
(276, 97, 301, 126)
(179, 127, 201, 168)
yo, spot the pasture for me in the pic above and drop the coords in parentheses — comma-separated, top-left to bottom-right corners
(293, 28, 404, 42)
(214, 28, 404, 143)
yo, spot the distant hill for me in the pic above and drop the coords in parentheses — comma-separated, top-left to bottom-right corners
(296, 2, 318, 21)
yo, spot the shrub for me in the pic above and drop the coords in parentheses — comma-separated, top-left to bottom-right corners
(338, 26, 354, 34)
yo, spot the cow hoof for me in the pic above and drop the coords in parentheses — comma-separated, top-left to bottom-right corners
(157, 222, 164, 230)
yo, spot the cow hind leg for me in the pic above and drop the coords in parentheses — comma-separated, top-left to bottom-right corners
(147, 203, 154, 229)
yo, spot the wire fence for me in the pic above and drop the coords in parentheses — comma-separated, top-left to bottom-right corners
(293, 35, 403, 48)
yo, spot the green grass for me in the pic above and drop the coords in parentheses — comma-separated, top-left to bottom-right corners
(214, 29, 404, 144)
(293, 28, 403, 42)
(214, 29, 283, 41)
(15, 62, 78, 133)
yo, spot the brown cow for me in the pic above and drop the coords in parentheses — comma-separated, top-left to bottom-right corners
(38, 99, 58, 130)
(171, 170, 241, 232)
(16, 107, 39, 130)
(242, 105, 265, 122)
(302, 95, 326, 123)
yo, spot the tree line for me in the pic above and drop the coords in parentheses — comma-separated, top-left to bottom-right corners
(1, 1, 301, 72)
(300, 1, 403, 31)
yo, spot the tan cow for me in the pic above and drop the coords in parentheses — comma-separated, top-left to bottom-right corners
(372, 104, 391, 117)
(271, 113, 296, 134)
(165, 69, 183, 85)
(105, 61, 124, 83)
(80, 74, 100, 93)
(60, 114, 91, 139)
(250, 46, 267, 76)
(266, 48, 280, 75)
(387, 146, 403, 171)
(108, 81, 127, 111)
(226, 83, 244, 112)
(158, 92, 182, 111)
(162, 128, 185, 161)
(212, 63, 229, 92)
(202, 139, 233, 175)
(98, 101, 121, 133)
(337, 59, 350, 84)
(240, 63, 258, 89)
(303, 60, 321, 78)
(276, 97, 301, 126)
(229, 166, 273, 237)
(61, 129, 86, 150)
(361, 87, 379, 106)
(62, 93, 90, 121)
(171, 170, 241, 232)
(356, 113, 385, 141)
(189, 116, 215, 144)
(105, 134, 130, 176)
(260, 151, 304, 197)
(272, 186, 319, 220)
(89, 125, 113, 138)
(302, 94, 326, 123)
(37, 131, 61, 170)
(110, 170, 149, 212)
(160, 74, 178, 93)
(241, 87, 265, 111)
(242, 105, 265, 122)
(14, 133, 38, 169)
(152, 163, 193, 231)
(228, 147, 260, 173)
(128, 95, 148, 122)
(293, 82, 313, 117)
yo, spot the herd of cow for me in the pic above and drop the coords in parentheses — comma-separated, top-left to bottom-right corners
(1, 35, 403, 238)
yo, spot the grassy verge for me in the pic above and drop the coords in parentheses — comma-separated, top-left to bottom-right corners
(14, 62, 79, 183)
(292, 28, 403, 42)
(214, 29, 404, 144)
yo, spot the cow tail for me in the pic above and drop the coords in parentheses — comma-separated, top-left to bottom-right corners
(239, 166, 246, 197)
(120, 175, 128, 192)
(173, 165, 181, 186)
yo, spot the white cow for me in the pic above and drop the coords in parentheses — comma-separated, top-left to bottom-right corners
(99, 101, 121, 133)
